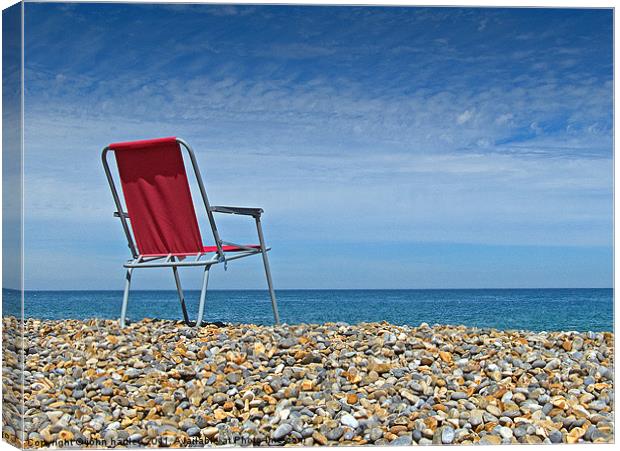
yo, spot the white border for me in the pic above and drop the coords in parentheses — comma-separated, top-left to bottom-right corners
(0, 1, 616, 451)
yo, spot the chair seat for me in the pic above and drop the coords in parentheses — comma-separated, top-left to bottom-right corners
(203, 244, 261, 253)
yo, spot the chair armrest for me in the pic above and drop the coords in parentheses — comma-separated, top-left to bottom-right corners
(211, 206, 264, 217)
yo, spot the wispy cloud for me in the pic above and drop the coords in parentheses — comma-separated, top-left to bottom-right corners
(457, 109, 474, 125)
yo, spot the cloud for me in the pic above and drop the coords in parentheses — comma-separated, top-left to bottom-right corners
(530, 121, 543, 134)
(457, 109, 474, 125)
(495, 113, 513, 125)
(256, 43, 337, 59)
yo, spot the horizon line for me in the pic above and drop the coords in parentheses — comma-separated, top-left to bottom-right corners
(3, 287, 614, 292)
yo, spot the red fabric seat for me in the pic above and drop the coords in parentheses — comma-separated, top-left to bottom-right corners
(110, 137, 263, 259)
(111, 137, 204, 256)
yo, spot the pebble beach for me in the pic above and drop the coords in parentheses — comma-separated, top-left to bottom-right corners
(2, 317, 615, 447)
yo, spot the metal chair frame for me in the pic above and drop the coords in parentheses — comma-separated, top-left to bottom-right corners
(101, 138, 280, 327)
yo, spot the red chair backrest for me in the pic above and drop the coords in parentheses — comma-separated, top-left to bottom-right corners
(110, 137, 203, 256)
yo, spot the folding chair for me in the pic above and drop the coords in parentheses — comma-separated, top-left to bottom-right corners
(101, 137, 280, 327)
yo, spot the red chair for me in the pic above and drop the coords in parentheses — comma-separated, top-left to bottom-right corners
(102, 137, 280, 327)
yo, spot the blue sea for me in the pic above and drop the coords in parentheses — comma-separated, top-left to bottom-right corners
(1, 288, 613, 332)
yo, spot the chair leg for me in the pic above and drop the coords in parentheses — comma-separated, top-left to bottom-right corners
(120, 268, 133, 328)
(255, 217, 280, 325)
(195, 266, 210, 328)
(172, 264, 192, 326)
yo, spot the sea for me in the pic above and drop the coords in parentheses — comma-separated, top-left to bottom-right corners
(1, 288, 613, 332)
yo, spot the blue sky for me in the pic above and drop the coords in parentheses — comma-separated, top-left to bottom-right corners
(19, 3, 612, 290)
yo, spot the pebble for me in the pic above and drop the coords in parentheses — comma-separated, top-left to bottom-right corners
(127, 433, 143, 443)
(340, 413, 359, 429)
(312, 431, 328, 445)
(72, 389, 85, 399)
(441, 426, 455, 444)
(545, 358, 561, 370)
(451, 391, 468, 400)
(203, 427, 219, 439)
(369, 427, 383, 442)
(549, 430, 563, 444)
(486, 405, 501, 416)
(479, 435, 502, 445)
(326, 427, 345, 441)
(186, 426, 200, 437)
(499, 426, 513, 439)
(343, 429, 355, 441)
(106, 421, 121, 431)
(469, 410, 484, 427)
(272, 423, 293, 440)
(390, 435, 413, 446)
(589, 400, 607, 411)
